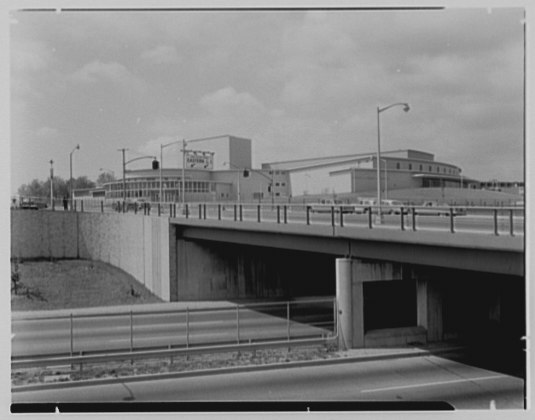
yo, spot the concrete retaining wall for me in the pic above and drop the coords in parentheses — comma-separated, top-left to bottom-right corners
(10, 211, 172, 301)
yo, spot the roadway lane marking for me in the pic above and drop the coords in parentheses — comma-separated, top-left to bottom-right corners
(360, 374, 507, 393)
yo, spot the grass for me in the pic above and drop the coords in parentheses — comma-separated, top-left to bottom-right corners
(12, 346, 339, 386)
(11, 259, 163, 311)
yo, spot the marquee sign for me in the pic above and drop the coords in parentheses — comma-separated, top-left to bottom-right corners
(186, 150, 214, 170)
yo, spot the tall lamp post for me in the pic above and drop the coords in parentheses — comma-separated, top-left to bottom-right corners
(224, 162, 242, 202)
(118, 149, 157, 203)
(49, 159, 54, 209)
(376, 102, 409, 222)
(69, 144, 80, 210)
(160, 139, 182, 203)
(181, 135, 227, 208)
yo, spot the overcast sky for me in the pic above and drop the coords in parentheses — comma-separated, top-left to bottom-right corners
(9, 4, 526, 193)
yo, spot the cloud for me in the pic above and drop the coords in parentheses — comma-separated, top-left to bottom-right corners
(11, 40, 48, 73)
(35, 126, 60, 140)
(70, 60, 146, 91)
(140, 45, 181, 64)
(199, 87, 266, 118)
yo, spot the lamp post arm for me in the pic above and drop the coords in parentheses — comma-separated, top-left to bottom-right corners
(378, 102, 410, 113)
(125, 155, 156, 166)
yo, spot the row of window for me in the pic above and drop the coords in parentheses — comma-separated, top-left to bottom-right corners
(394, 162, 458, 175)
(106, 180, 212, 193)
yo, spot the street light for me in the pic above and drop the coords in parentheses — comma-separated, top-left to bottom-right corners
(376, 102, 409, 222)
(49, 159, 54, 209)
(181, 135, 227, 208)
(118, 149, 157, 203)
(159, 139, 182, 204)
(224, 162, 242, 202)
(69, 144, 80, 210)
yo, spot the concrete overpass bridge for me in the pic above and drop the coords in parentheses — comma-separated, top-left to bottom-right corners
(11, 208, 525, 357)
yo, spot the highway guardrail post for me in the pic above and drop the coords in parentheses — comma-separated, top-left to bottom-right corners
(277, 205, 281, 224)
(400, 207, 405, 231)
(239, 204, 243, 221)
(101, 201, 104, 213)
(340, 207, 344, 227)
(449, 208, 455, 233)
(203, 204, 207, 219)
(218, 204, 221, 220)
(509, 209, 514, 236)
(331, 207, 335, 227)
(412, 207, 417, 231)
(284, 205, 288, 224)
(234, 204, 237, 221)
(70, 313, 74, 357)
(186, 307, 190, 350)
(130, 311, 134, 363)
(494, 209, 499, 236)
(368, 208, 373, 229)
(198, 204, 202, 219)
(257, 205, 261, 223)
(158, 203, 161, 216)
(236, 305, 240, 344)
(80, 200, 84, 213)
(306, 206, 310, 225)
(287, 301, 291, 342)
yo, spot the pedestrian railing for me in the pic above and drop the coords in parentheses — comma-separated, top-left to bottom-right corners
(17, 197, 524, 237)
(12, 298, 337, 360)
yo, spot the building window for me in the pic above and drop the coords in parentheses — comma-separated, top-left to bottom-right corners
(396, 162, 400, 170)
(436, 167, 440, 173)
(408, 163, 412, 170)
(419, 164, 423, 171)
(429, 166, 432, 172)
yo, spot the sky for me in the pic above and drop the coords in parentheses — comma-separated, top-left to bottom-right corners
(8, 2, 527, 194)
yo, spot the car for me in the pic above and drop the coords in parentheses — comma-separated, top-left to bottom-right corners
(381, 199, 405, 215)
(19, 200, 39, 210)
(416, 201, 465, 216)
(309, 199, 356, 214)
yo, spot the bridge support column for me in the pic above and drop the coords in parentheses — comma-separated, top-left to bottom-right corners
(335, 258, 364, 350)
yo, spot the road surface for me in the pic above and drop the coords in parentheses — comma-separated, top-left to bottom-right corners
(12, 353, 525, 409)
(12, 304, 334, 357)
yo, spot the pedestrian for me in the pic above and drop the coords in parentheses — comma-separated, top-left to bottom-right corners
(63, 196, 68, 211)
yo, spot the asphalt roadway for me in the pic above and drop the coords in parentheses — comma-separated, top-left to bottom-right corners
(12, 304, 333, 357)
(12, 351, 525, 410)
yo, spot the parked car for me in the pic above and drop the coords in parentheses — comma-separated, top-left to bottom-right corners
(416, 201, 465, 216)
(381, 199, 405, 215)
(19, 199, 39, 210)
(309, 199, 356, 214)
(354, 198, 405, 215)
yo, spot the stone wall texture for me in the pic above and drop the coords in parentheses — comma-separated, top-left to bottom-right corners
(11, 211, 172, 301)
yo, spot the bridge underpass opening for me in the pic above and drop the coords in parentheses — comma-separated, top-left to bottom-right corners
(432, 268, 526, 378)
(175, 237, 336, 301)
(363, 279, 417, 332)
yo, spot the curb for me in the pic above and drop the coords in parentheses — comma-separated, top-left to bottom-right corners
(12, 345, 464, 393)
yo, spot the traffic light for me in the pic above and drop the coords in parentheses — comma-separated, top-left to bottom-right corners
(152, 159, 159, 170)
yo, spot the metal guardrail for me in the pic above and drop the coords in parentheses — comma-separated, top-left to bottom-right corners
(12, 298, 337, 361)
(12, 194, 524, 237)
(35, 198, 526, 237)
